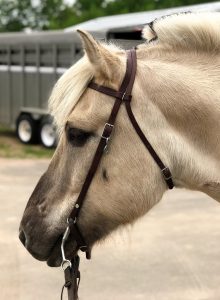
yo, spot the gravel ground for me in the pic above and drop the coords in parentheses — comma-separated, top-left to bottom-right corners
(1, 158, 220, 300)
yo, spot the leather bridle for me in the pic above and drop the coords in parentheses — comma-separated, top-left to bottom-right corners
(60, 49, 174, 300)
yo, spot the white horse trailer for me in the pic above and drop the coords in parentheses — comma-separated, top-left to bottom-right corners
(0, 31, 85, 147)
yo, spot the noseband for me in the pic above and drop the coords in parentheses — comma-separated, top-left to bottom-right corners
(60, 49, 174, 300)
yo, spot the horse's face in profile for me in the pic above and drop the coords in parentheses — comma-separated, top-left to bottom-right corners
(19, 31, 166, 266)
(20, 12, 220, 267)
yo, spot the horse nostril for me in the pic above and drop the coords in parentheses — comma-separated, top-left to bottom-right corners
(19, 230, 26, 247)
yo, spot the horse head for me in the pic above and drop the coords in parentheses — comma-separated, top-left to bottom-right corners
(19, 30, 167, 266)
(19, 12, 220, 267)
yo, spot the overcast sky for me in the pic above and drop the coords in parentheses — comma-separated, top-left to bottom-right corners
(64, 0, 75, 4)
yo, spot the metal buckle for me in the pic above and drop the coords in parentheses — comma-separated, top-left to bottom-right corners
(101, 123, 114, 152)
(161, 167, 172, 180)
(122, 92, 126, 101)
(121, 92, 132, 101)
(101, 123, 114, 139)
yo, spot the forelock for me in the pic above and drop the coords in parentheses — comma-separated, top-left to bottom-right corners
(49, 55, 93, 132)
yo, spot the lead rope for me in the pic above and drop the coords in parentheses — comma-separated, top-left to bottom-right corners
(60, 255, 80, 300)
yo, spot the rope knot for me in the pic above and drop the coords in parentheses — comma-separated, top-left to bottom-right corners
(64, 281, 71, 288)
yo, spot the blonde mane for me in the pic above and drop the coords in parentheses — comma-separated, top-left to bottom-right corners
(49, 42, 121, 132)
(143, 12, 220, 52)
(49, 56, 93, 131)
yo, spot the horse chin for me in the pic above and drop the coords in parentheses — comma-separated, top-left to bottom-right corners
(46, 236, 78, 268)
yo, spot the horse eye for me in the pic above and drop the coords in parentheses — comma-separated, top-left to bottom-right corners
(67, 127, 91, 147)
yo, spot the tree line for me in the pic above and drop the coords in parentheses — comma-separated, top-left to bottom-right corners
(0, 0, 210, 32)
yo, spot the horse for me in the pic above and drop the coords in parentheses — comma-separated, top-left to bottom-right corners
(19, 12, 220, 270)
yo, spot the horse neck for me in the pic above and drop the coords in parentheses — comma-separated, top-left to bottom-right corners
(136, 52, 220, 201)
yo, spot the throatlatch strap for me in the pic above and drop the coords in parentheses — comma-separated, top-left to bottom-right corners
(125, 101, 174, 189)
(125, 50, 173, 189)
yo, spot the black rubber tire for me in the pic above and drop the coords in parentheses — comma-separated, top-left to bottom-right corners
(16, 114, 39, 144)
(39, 118, 57, 148)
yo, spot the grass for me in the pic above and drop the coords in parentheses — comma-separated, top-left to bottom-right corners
(0, 126, 54, 159)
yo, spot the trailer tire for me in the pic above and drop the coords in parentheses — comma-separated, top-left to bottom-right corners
(16, 114, 39, 144)
(40, 119, 57, 148)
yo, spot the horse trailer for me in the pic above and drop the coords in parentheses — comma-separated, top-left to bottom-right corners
(0, 31, 86, 147)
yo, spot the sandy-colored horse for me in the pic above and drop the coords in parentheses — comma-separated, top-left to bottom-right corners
(20, 12, 220, 267)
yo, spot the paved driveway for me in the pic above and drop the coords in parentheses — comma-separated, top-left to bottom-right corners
(1, 158, 220, 300)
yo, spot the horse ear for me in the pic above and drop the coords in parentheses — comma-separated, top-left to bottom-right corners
(77, 29, 120, 79)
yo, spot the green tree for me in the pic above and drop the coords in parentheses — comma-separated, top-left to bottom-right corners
(73, 0, 105, 23)
(0, 0, 35, 32)
(39, 0, 78, 29)
(0, 0, 77, 31)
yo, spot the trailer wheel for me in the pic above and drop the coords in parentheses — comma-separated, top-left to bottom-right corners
(40, 119, 57, 148)
(16, 114, 38, 144)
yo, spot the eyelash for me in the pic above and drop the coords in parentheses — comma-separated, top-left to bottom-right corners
(67, 127, 92, 147)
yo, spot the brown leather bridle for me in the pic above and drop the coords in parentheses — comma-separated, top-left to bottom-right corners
(60, 49, 174, 300)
